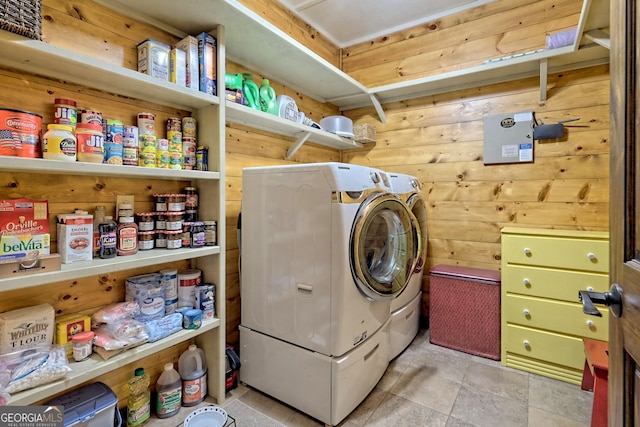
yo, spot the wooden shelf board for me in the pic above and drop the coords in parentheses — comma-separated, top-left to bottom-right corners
(226, 101, 362, 150)
(0, 157, 220, 181)
(0, 30, 219, 111)
(0, 247, 220, 291)
(9, 318, 220, 405)
(94, 0, 370, 108)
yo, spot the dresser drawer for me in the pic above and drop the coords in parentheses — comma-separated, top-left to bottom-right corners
(504, 324, 586, 370)
(504, 294, 609, 340)
(502, 264, 609, 302)
(502, 234, 608, 273)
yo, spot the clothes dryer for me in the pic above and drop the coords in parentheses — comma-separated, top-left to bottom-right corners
(240, 162, 419, 425)
(388, 172, 428, 360)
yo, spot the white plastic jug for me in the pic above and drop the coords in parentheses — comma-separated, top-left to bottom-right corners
(178, 344, 208, 406)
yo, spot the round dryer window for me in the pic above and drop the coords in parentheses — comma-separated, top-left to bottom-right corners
(350, 192, 419, 300)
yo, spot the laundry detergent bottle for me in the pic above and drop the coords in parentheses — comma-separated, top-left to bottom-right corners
(155, 363, 182, 419)
(259, 79, 278, 115)
(178, 344, 207, 406)
(242, 74, 261, 111)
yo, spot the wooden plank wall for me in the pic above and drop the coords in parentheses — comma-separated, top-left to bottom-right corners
(339, 0, 610, 317)
(0, 0, 610, 405)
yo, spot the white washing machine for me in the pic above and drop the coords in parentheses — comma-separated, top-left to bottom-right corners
(388, 172, 428, 360)
(239, 162, 420, 425)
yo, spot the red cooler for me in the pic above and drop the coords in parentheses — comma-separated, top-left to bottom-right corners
(429, 265, 501, 360)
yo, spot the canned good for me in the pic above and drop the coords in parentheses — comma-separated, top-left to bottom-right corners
(155, 150, 169, 168)
(137, 112, 155, 135)
(196, 283, 215, 320)
(0, 108, 42, 158)
(166, 117, 182, 133)
(167, 130, 182, 153)
(169, 151, 183, 170)
(196, 146, 208, 171)
(182, 137, 196, 170)
(79, 109, 102, 126)
(104, 119, 123, 165)
(139, 151, 156, 167)
(156, 138, 169, 151)
(122, 126, 138, 166)
(182, 117, 197, 138)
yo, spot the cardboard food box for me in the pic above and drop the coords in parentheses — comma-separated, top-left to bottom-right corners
(55, 313, 92, 358)
(175, 35, 199, 90)
(196, 32, 217, 95)
(137, 38, 170, 81)
(57, 211, 93, 263)
(0, 303, 55, 354)
(170, 47, 186, 86)
(0, 198, 50, 260)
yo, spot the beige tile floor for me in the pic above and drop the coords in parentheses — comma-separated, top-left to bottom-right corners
(221, 328, 595, 427)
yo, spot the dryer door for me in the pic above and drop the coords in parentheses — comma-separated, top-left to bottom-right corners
(351, 192, 419, 301)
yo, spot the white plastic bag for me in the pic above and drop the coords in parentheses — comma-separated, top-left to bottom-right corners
(0, 345, 71, 394)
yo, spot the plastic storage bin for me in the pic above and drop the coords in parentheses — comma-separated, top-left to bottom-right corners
(429, 265, 501, 360)
(46, 382, 121, 427)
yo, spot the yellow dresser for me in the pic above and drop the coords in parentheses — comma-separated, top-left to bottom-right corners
(501, 227, 610, 385)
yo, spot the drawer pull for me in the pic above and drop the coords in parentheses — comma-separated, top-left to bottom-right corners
(523, 278, 531, 286)
(523, 340, 531, 348)
(588, 252, 596, 260)
(524, 248, 532, 256)
(586, 320, 595, 327)
(523, 309, 530, 316)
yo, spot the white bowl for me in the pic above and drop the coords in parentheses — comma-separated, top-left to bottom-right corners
(320, 115, 354, 139)
(183, 406, 228, 427)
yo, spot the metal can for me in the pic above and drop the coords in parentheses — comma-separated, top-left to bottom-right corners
(156, 138, 169, 151)
(137, 112, 155, 135)
(166, 117, 182, 133)
(79, 109, 102, 126)
(182, 137, 196, 169)
(104, 119, 123, 165)
(167, 130, 182, 153)
(182, 117, 197, 138)
(0, 108, 42, 158)
(122, 126, 139, 166)
(196, 146, 208, 171)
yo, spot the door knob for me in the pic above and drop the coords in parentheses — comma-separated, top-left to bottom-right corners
(578, 284, 623, 318)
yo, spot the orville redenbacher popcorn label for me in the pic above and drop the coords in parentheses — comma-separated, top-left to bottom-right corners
(0, 199, 50, 259)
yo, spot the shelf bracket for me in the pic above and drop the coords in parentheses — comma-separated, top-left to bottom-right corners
(539, 58, 548, 102)
(369, 93, 387, 124)
(286, 131, 311, 159)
